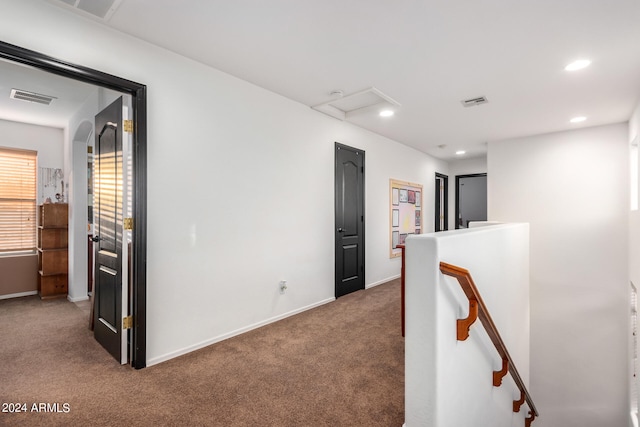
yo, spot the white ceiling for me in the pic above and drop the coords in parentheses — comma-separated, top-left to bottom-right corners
(25, 1, 640, 158)
(0, 58, 97, 129)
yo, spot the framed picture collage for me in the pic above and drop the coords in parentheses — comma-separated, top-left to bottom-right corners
(390, 179, 423, 258)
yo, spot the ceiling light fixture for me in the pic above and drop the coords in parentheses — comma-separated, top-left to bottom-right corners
(456, 150, 466, 155)
(570, 116, 587, 123)
(565, 59, 591, 71)
(379, 109, 394, 117)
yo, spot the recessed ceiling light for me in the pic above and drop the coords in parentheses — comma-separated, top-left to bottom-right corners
(570, 116, 587, 123)
(379, 109, 394, 117)
(565, 59, 591, 71)
(455, 150, 466, 155)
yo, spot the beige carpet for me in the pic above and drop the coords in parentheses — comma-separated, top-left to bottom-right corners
(0, 280, 404, 426)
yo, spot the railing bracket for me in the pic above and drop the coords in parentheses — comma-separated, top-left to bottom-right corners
(525, 410, 536, 426)
(493, 358, 509, 387)
(513, 390, 525, 412)
(457, 299, 478, 341)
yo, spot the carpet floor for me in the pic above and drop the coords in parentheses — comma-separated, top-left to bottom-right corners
(0, 279, 404, 426)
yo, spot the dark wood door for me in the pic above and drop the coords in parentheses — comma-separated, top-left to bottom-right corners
(93, 97, 124, 362)
(335, 143, 365, 298)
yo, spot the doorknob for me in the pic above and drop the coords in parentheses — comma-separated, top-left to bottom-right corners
(337, 228, 346, 233)
(91, 235, 103, 242)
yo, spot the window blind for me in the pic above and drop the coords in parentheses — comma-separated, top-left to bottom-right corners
(0, 148, 37, 253)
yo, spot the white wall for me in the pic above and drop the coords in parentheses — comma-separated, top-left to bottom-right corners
(65, 88, 124, 302)
(405, 223, 530, 427)
(630, 100, 640, 427)
(365, 136, 448, 286)
(0, 0, 448, 365)
(488, 123, 629, 427)
(0, 118, 64, 197)
(65, 89, 98, 302)
(630, 101, 640, 293)
(447, 156, 487, 229)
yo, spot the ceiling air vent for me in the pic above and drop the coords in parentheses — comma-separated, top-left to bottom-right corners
(10, 89, 57, 105)
(461, 96, 488, 107)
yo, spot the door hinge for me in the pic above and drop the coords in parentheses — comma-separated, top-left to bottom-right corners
(124, 217, 134, 230)
(122, 315, 133, 330)
(123, 119, 134, 133)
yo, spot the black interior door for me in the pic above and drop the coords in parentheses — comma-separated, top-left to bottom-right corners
(335, 143, 365, 298)
(435, 173, 448, 231)
(93, 97, 123, 362)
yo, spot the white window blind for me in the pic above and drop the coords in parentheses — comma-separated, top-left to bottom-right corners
(0, 147, 37, 253)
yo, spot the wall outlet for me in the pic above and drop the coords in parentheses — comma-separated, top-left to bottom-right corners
(279, 280, 287, 294)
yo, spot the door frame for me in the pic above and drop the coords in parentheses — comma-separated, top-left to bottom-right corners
(455, 173, 487, 230)
(0, 40, 148, 369)
(435, 173, 448, 231)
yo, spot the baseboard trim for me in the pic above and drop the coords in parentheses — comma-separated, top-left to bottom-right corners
(366, 274, 400, 289)
(147, 297, 336, 367)
(0, 290, 37, 300)
(67, 295, 89, 302)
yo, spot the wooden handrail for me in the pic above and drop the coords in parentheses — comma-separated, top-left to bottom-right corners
(439, 261, 539, 424)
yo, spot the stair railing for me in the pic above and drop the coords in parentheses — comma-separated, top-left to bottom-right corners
(439, 261, 539, 426)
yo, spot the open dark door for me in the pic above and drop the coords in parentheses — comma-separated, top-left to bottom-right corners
(335, 143, 365, 298)
(93, 97, 124, 362)
(0, 40, 147, 369)
(435, 173, 448, 231)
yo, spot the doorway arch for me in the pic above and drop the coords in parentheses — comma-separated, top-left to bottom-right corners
(68, 120, 93, 302)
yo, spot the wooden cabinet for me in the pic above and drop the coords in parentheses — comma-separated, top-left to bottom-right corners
(37, 204, 68, 299)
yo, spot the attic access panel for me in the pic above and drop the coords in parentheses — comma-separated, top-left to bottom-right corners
(47, 0, 124, 21)
(312, 87, 400, 120)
